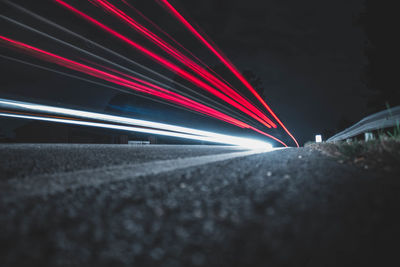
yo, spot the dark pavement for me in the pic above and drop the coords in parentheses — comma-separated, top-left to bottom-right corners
(0, 144, 399, 266)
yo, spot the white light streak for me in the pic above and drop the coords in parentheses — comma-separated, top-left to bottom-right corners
(0, 98, 272, 150)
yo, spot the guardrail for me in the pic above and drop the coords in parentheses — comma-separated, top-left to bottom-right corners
(327, 106, 400, 142)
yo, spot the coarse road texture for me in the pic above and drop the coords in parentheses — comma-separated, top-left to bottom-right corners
(0, 144, 399, 267)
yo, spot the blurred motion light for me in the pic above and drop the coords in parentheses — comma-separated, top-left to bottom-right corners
(0, 98, 274, 150)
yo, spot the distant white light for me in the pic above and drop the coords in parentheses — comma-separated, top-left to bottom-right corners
(315, 134, 322, 143)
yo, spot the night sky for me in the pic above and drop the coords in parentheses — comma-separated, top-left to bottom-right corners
(0, 0, 374, 145)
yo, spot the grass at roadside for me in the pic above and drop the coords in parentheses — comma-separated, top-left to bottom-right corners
(306, 137, 400, 174)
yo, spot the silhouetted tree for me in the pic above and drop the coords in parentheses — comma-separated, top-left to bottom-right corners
(360, 0, 400, 112)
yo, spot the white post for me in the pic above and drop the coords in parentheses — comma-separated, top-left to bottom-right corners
(364, 132, 374, 141)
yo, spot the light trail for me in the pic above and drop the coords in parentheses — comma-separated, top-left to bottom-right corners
(1, 0, 294, 147)
(159, 0, 299, 147)
(0, 54, 241, 122)
(91, 0, 277, 128)
(54, 0, 275, 129)
(120, 0, 242, 98)
(2, 0, 250, 125)
(0, 36, 246, 128)
(0, 35, 288, 146)
(0, 15, 258, 127)
(0, 98, 273, 149)
(0, 36, 232, 127)
(120, 0, 221, 77)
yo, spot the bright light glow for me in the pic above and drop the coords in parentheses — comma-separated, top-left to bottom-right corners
(0, 99, 273, 150)
(315, 135, 322, 143)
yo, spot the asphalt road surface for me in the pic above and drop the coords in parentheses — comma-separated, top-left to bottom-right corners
(1, 144, 399, 267)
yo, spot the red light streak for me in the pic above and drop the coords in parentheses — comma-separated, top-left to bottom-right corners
(0, 35, 288, 147)
(0, 35, 242, 127)
(121, 0, 226, 84)
(120, 0, 244, 101)
(54, 0, 275, 129)
(159, 0, 299, 147)
(92, 0, 277, 128)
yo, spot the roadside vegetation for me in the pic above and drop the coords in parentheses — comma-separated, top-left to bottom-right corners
(306, 126, 400, 174)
